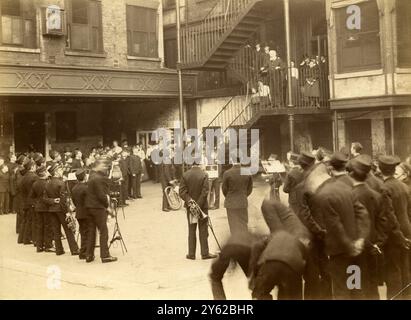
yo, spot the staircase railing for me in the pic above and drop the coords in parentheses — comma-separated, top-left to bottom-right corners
(228, 45, 331, 108)
(181, 0, 258, 65)
(200, 84, 252, 140)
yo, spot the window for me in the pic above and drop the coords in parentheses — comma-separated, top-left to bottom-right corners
(0, 0, 37, 48)
(68, 0, 103, 53)
(336, 1, 381, 73)
(55, 112, 77, 142)
(396, 0, 411, 67)
(126, 5, 158, 58)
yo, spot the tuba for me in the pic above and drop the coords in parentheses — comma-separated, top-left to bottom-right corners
(187, 199, 208, 224)
(164, 180, 183, 210)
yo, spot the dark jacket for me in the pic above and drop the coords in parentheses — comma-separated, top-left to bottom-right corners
(383, 176, 411, 239)
(160, 163, 175, 187)
(129, 155, 142, 175)
(283, 166, 303, 207)
(21, 171, 38, 209)
(71, 182, 88, 219)
(45, 177, 67, 212)
(179, 166, 209, 210)
(0, 164, 10, 193)
(31, 178, 53, 212)
(320, 179, 369, 256)
(119, 157, 130, 178)
(7, 163, 18, 195)
(85, 171, 109, 209)
(250, 231, 307, 275)
(71, 159, 84, 170)
(352, 183, 388, 248)
(222, 166, 253, 209)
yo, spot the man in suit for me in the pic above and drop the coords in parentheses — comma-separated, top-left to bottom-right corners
(71, 169, 90, 260)
(18, 159, 38, 245)
(378, 155, 411, 299)
(222, 162, 253, 236)
(118, 150, 130, 206)
(15, 155, 27, 234)
(85, 160, 117, 263)
(314, 174, 369, 299)
(0, 156, 10, 215)
(31, 166, 52, 253)
(46, 163, 79, 256)
(129, 146, 143, 199)
(179, 162, 217, 260)
(349, 155, 390, 299)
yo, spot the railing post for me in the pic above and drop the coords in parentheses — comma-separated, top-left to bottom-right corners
(283, 0, 293, 107)
(288, 114, 294, 152)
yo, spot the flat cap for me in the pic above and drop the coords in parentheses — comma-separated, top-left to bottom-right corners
(36, 165, 48, 177)
(378, 155, 401, 167)
(330, 151, 349, 165)
(350, 154, 372, 174)
(16, 154, 27, 165)
(23, 159, 35, 171)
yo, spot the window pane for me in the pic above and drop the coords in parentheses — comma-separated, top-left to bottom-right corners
(1, 16, 12, 43)
(71, 24, 90, 50)
(72, 0, 88, 24)
(132, 31, 148, 56)
(1, 0, 20, 16)
(397, 0, 411, 67)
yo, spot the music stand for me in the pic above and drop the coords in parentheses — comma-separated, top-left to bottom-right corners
(108, 198, 128, 254)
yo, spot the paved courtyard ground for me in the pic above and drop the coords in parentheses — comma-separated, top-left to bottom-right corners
(0, 178, 275, 300)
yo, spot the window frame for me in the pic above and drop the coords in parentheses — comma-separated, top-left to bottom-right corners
(67, 0, 103, 53)
(335, 1, 382, 73)
(126, 4, 158, 58)
(0, 0, 37, 48)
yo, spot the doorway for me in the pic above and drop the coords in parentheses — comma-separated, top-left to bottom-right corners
(14, 112, 46, 155)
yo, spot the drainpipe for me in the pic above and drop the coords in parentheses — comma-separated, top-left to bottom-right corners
(176, 0, 185, 172)
(390, 106, 395, 155)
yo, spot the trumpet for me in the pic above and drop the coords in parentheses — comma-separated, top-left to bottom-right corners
(187, 199, 208, 224)
(164, 180, 183, 210)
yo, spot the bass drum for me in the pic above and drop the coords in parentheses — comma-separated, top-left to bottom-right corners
(303, 162, 331, 194)
(164, 185, 183, 210)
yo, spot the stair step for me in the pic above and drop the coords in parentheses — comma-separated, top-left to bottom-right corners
(230, 30, 256, 38)
(219, 43, 243, 51)
(224, 38, 247, 45)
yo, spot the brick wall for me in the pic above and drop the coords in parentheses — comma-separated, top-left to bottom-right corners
(0, 0, 164, 70)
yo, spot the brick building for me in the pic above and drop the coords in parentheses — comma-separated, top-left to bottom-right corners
(163, 0, 411, 160)
(0, 0, 196, 157)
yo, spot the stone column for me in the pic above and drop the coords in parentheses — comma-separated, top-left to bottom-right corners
(371, 118, 386, 157)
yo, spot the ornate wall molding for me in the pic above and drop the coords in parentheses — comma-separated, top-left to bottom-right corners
(0, 65, 196, 97)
